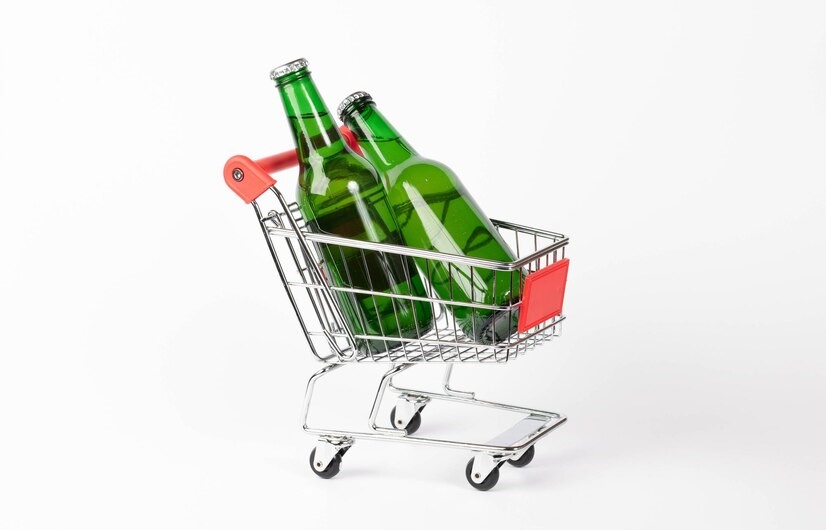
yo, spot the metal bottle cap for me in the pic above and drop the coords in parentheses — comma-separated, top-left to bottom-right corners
(337, 91, 373, 120)
(270, 58, 310, 82)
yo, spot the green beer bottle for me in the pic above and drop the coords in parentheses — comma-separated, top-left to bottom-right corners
(338, 91, 522, 344)
(270, 60, 433, 354)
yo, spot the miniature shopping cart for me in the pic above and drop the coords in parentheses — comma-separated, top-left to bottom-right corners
(224, 128, 571, 490)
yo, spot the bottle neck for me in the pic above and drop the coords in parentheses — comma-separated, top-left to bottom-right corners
(342, 103, 417, 168)
(276, 71, 346, 162)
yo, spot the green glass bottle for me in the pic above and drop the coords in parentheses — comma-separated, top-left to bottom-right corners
(338, 91, 522, 344)
(270, 61, 433, 354)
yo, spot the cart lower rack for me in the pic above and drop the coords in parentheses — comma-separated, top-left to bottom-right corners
(224, 128, 571, 490)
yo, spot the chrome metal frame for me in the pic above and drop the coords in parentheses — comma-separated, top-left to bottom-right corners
(248, 185, 570, 486)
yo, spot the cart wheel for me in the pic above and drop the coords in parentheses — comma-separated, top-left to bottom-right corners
(465, 458, 500, 491)
(390, 406, 422, 435)
(508, 445, 535, 468)
(309, 448, 342, 479)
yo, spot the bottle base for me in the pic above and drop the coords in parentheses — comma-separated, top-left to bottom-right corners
(474, 307, 521, 345)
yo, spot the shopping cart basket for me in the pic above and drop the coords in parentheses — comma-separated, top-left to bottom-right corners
(224, 128, 571, 490)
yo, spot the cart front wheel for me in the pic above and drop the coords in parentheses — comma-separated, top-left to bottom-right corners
(390, 406, 422, 435)
(309, 448, 342, 479)
(508, 445, 535, 468)
(465, 458, 500, 491)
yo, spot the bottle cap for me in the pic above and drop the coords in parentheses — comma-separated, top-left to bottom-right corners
(270, 58, 310, 83)
(337, 91, 373, 120)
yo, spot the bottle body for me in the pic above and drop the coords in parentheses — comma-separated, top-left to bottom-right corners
(274, 63, 433, 353)
(340, 95, 521, 343)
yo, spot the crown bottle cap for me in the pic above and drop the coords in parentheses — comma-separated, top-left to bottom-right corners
(337, 91, 374, 120)
(270, 58, 310, 83)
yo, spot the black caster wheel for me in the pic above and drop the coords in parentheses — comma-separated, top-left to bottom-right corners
(465, 458, 500, 491)
(508, 445, 535, 468)
(390, 406, 422, 435)
(309, 448, 342, 479)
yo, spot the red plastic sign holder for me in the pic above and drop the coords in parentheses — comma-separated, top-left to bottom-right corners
(517, 258, 570, 333)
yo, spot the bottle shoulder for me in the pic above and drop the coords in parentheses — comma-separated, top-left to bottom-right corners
(396, 155, 453, 172)
(299, 150, 383, 197)
(384, 156, 467, 192)
(315, 149, 377, 175)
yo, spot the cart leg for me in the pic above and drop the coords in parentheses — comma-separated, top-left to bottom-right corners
(301, 363, 344, 431)
(442, 364, 475, 399)
(368, 364, 415, 434)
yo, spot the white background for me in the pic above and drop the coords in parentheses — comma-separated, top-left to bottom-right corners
(1, 1, 825, 528)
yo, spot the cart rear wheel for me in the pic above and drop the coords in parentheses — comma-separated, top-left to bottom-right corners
(465, 458, 500, 491)
(309, 448, 342, 479)
(508, 445, 535, 467)
(390, 406, 422, 435)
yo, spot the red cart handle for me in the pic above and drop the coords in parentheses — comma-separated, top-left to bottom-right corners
(224, 126, 362, 204)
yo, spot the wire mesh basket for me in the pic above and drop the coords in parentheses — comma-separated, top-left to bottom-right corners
(252, 184, 569, 363)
